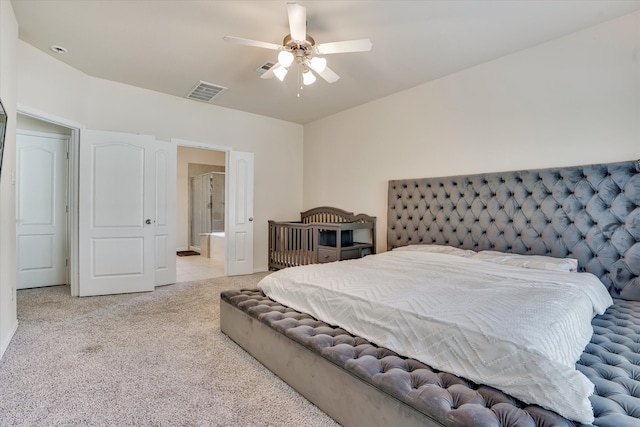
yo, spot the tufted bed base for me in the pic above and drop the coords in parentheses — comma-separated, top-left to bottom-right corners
(221, 288, 640, 427)
(220, 295, 437, 427)
(220, 289, 583, 427)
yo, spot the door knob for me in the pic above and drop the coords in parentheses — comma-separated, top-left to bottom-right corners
(248, 217, 254, 222)
(145, 219, 152, 224)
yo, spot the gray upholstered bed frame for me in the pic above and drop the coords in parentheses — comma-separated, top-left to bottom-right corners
(221, 159, 640, 427)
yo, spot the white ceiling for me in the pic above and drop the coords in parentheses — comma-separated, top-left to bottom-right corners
(11, 0, 640, 124)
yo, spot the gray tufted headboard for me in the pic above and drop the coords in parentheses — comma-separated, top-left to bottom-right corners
(388, 160, 640, 300)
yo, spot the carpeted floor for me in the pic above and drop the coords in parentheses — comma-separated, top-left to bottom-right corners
(0, 274, 339, 426)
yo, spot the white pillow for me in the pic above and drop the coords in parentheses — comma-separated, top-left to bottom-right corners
(393, 244, 476, 258)
(471, 250, 578, 272)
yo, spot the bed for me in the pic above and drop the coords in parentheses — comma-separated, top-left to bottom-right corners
(268, 206, 376, 270)
(221, 159, 640, 427)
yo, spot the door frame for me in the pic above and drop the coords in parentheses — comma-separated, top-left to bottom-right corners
(172, 138, 231, 276)
(17, 105, 83, 296)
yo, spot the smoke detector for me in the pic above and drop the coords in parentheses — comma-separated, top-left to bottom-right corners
(50, 45, 68, 54)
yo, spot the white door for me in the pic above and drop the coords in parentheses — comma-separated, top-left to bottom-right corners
(78, 130, 158, 296)
(227, 151, 254, 276)
(154, 140, 177, 286)
(16, 131, 68, 289)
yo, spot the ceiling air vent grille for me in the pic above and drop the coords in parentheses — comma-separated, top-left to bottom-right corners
(186, 81, 227, 102)
(256, 61, 276, 74)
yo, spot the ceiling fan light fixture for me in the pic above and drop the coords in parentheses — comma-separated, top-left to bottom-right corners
(224, 2, 372, 90)
(273, 65, 288, 82)
(278, 50, 294, 68)
(309, 57, 327, 73)
(302, 69, 316, 85)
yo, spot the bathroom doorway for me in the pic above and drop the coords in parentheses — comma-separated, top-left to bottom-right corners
(176, 146, 226, 280)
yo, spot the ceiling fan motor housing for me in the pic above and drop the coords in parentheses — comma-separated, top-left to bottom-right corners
(283, 34, 315, 48)
(282, 34, 317, 65)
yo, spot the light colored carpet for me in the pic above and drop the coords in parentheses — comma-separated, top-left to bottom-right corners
(0, 274, 340, 427)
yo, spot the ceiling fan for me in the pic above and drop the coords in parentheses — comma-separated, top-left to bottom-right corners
(223, 2, 372, 86)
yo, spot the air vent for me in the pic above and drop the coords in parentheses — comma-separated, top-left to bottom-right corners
(256, 61, 276, 74)
(186, 81, 227, 102)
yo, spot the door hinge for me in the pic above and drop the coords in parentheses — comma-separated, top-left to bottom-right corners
(66, 259, 69, 267)
(65, 205, 69, 213)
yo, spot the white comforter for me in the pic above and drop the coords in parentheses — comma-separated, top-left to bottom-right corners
(258, 250, 613, 423)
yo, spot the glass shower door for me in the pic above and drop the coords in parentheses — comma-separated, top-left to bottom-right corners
(190, 176, 203, 249)
(210, 173, 225, 232)
(190, 172, 225, 249)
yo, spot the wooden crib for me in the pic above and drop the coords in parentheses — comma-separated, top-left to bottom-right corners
(268, 206, 376, 270)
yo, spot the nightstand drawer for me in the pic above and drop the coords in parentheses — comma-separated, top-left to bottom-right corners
(341, 247, 361, 260)
(318, 247, 338, 263)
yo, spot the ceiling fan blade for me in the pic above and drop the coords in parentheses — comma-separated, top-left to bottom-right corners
(287, 3, 307, 42)
(317, 66, 340, 83)
(315, 39, 373, 55)
(223, 36, 281, 50)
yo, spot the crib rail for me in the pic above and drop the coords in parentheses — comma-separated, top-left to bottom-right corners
(268, 221, 317, 270)
(302, 206, 354, 224)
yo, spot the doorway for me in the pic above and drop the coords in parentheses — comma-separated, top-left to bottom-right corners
(176, 146, 227, 281)
(175, 142, 254, 278)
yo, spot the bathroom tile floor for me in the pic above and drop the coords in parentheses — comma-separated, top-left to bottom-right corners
(176, 253, 225, 282)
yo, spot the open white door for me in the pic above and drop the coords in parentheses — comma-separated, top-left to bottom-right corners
(16, 131, 68, 289)
(154, 140, 177, 286)
(227, 151, 254, 276)
(78, 130, 156, 296)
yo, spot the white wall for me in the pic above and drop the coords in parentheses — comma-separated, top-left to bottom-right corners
(17, 114, 72, 135)
(176, 146, 226, 250)
(0, 0, 19, 359)
(17, 41, 89, 125)
(304, 11, 640, 253)
(16, 43, 304, 273)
